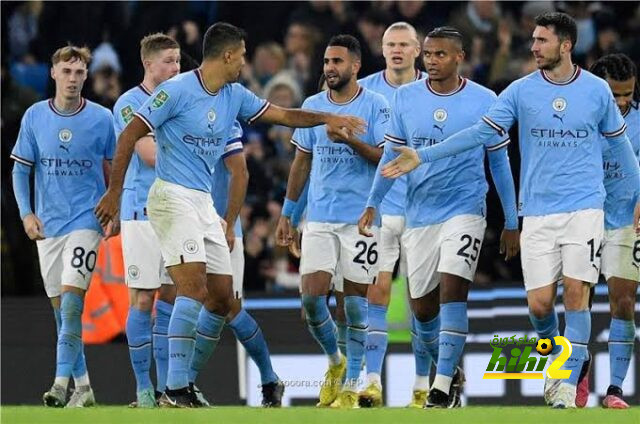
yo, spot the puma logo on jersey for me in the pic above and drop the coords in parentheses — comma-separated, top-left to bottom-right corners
(59, 144, 70, 153)
(361, 265, 370, 274)
(552, 113, 564, 124)
(433, 124, 445, 134)
(76, 269, 86, 278)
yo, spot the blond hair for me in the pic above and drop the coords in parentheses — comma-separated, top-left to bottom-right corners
(140, 33, 179, 60)
(51, 45, 92, 66)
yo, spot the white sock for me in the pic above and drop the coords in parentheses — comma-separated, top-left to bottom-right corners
(54, 376, 70, 389)
(432, 374, 453, 395)
(413, 375, 430, 391)
(329, 351, 342, 366)
(74, 373, 90, 387)
(367, 372, 381, 387)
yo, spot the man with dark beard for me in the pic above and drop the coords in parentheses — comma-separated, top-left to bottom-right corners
(381, 12, 640, 409)
(275, 35, 389, 408)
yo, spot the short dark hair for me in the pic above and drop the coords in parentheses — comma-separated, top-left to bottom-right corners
(535, 12, 577, 51)
(590, 53, 639, 102)
(327, 34, 361, 60)
(426, 26, 464, 50)
(202, 22, 247, 59)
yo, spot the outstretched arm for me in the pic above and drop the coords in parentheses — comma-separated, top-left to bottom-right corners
(258, 104, 366, 140)
(94, 116, 150, 227)
(487, 147, 520, 260)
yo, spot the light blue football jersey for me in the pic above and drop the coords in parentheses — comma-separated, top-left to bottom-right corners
(135, 69, 269, 192)
(480, 67, 626, 216)
(10, 98, 115, 237)
(603, 104, 640, 229)
(211, 121, 244, 237)
(113, 84, 154, 221)
(291, 86, 389, 225)
(377, 78, 508, 228)
(359, 70, 427, 217)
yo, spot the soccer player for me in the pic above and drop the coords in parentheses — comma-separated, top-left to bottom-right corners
(113, 33, 180, 408)
(11, 45, 115, 407)
(94, 22, 365, 407)
(187, 121, 284, 407)
(360, 26, 518, 408)
(590, 53, 639, 409)
(276, 34, 389, 409)
(357, 21, 427, 408)
(382, 13, 640, 408)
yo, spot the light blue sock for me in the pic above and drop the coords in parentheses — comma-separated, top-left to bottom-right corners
(54, 308, 88, 382)
(345, 296, 368, 383)
(411, 318, 432, 378)
(608, 318, 635, 388)
(56, 292, 84, 383)
(365, 304, 388, 376)
(564, 310, 590, 386)
(166, 296, 201, 390)
(188, 307, 225, 384)
(414, 314, 440, 366)
(529, 310, 561, 354)
(229, 309, 278, 385)
(436, 303, 468, 381)
(126, 307, 153, 392)
(336, 321, 347, 356)
(301, 295, 339, 358)
(153, 300, 172, 392)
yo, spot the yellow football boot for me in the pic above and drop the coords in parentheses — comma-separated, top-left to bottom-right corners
(358, 382, 383, 408)
(407, 389, 427, 408)
(316, 355, 346, 407)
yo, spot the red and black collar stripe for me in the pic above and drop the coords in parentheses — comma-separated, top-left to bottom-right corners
(138, 83, 153, 96)
(195, 68, 219, 96)
(425, 76, 467, 96)
(540, 66, 581, 86)
(48, 98, 86, 117)
(327, 85, 363, 105)
(383, 68, 422, 88)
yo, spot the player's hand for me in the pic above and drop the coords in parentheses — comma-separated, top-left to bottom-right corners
(326, 126, 350, 144)
(22, 213, 45, 240)
(325, 114, 366, 138)
(358, 207, 376, 237)
(276, 216, 293, 246)
(225, 225, 236, 252)
(634, 200, 640, 235)
(381, 146, 421, 178)
(94, 189, 121, 229)
(500, 228, 520, 260)
(104, 219, 121, 240)
(288, 228, 301, 258)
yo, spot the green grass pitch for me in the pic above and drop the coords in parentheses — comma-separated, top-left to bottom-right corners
(1, 406, 638, 424)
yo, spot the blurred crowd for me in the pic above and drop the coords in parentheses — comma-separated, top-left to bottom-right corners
(2, 1, 640, 295)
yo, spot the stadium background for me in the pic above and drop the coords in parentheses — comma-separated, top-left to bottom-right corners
(1, 0, 638, 406)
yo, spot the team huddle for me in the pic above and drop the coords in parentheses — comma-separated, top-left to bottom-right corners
(11, 11, 639, 410)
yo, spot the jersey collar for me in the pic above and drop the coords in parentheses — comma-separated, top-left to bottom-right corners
(138, 83, 153, 96)
(48, 98, 86, 117)
(383, 69, 422, 88)
(540, 65, 581, 86)
(195, 68, 219, 96)
(327, 85, 363, 105)
(425, 76, 467, 96)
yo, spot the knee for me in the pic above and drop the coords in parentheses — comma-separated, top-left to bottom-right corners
(302, 294, 328, 321)
(612, 294, 635, 320)
(563, 283, 589, 310)
(133, 291, 155, 312)
(157, 285, 177, 304)
(344, 296, 367, 326)
(367, 283, 390, 306)
(528, 297, 554, 319)
(204, 296, 232, 317)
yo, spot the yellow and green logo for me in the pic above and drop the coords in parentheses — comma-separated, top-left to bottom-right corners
(120, 105, 134, 124)
(151, 90, 169, 109)
(483, 335, 572, 380)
